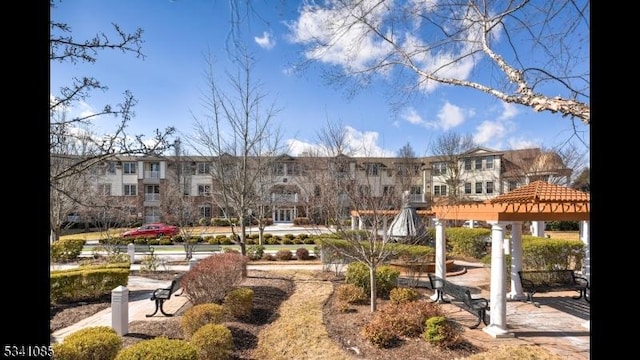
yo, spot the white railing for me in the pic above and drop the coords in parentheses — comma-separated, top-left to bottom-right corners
(145, 193, 160, 202)
(144, 170, 160, 179)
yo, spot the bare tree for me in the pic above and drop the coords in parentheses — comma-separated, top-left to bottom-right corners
(50, 0, 175, 241)
(430, 132, 476, 202)
(288, 0, 589, 126)
(307, 123, 428, 312)
(186, 49, 286, 256)
(394, 142, 424, 207)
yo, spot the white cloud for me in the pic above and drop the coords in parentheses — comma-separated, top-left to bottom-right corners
(286, 126, 394, 157)
(473, 120, 508, 144)
(437, 102, 465, 130)
(254, 31, 276, 50)
(402, 107, 425, 126)
(497, 102, 519, 120)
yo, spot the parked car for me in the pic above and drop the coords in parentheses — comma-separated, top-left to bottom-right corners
(122, 223, 179, 238)
(462, 220, 489, 229)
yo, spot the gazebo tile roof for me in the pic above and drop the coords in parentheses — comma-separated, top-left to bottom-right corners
(489, 181, 589, 204)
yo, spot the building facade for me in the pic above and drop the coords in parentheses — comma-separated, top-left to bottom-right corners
(68, 147, 572, 226)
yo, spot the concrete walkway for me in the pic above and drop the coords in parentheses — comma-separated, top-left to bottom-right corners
(51, 260, 590, 359)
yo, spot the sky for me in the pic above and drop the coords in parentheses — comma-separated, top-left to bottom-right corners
(50, 0, 590, 161)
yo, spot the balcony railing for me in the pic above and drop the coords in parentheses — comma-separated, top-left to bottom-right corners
(145, 193, 160, 202)
(144, 170, 160, 179)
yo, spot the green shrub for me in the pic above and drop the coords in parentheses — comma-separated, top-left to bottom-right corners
(190, 323, 234, 360)
(181, 303, 226, 339)
(51, 238, 86, 262)
(389, 287, 420, 304)
(345, 262, 400, 298)
(52, 342, 80, 360)
(246, 245, 265, 260)
(423, 316, 462, 348)
(224, 287, 254, 319)
(114, 336, 198, 360)
(58, 326, 121, 360)
(445, 228, 490, 258)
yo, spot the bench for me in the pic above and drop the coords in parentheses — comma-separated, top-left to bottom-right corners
(146, 274, 184, 317)
(183, 243, 221, 260)
(517, 269, 590, 307)
(113, 243, 155, 255)
(427, 273, 489, 329)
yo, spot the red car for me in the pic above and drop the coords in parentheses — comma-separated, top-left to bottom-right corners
(122, 223, 180, 238)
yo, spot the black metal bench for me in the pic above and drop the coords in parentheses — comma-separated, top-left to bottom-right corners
(146, 274, 184, 317)
(114, 243, 155, 255)
(517, 269, 590, 307)
(183, 243, 221, 260)
(427, 273, 489, 329)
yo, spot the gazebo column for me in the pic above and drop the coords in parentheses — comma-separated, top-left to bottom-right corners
(507, 221, 526, 300)
(530, 221, 545, 237)
(358, 216, 364, 230)
(580, 220, 590, 282)
(430, 218, 447, 302)
(484, 221, 514, 338)
(351, 215, 357, 230)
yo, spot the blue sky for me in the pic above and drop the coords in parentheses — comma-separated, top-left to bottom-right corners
(50, 0, 590, 159)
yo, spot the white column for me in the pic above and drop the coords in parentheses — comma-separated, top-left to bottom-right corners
(111, 286, 129, 336)
(580, 220, 590, 281)
(483, 221, 513, 338)
(351, 215, 357, 230)
(358, 216, 364, 230)
(530, 221, 545, 237)
(507, 222, 526, 300)
(430, 218, 447, 302)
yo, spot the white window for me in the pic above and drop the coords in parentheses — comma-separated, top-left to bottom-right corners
(475, 182, 483, 194)
(198, 184, 211, 195)
(197, 162, 210, 175)
(464, 182, 472, 194)
(486, 181, 494, 194)
(123, 184, 137, 196)
(123, 162, 137, 174)
(366, 164, 380, 176)
(434, 185, 447, 196)
(474, 158, 482, 170)
(200, 205, 212, 218)
(486, 157, 493, 169)
(464, 159, 472, 170)
(98, 184, 111, 196)
(434, 163, 449, 175)
(274, 163, 285, 176)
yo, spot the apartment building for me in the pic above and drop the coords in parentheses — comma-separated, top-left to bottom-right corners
(68, 147, 571, 226)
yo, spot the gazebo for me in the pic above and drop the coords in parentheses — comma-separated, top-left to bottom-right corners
(430, 181, 590, 338)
